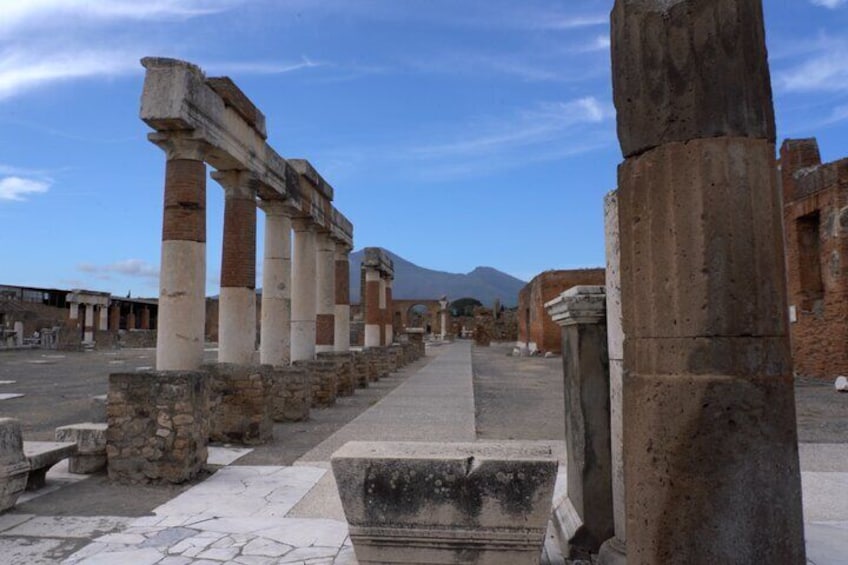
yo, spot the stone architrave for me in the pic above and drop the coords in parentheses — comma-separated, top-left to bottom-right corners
(332, 441, 558, 565)
(612, 1, 806, 562)
(260, 201, 293, 366)
(0, 418, 30, 512)
(291, 218, 318, 362)
(546, 286, 613, 560)
(315, 231, 336, 354)
(214, 170, 258, 365)
(334, 243, 352, 352)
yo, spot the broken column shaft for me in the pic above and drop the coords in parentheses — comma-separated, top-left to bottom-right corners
(612, 1, 805, 563)
(315, 231, 336, 354)
(260, 201, 293, 366)
(291, 218, 318, 362)
(334, 244, 351, 352)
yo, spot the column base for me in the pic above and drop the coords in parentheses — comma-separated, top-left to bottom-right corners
(598, 537, 627, 565)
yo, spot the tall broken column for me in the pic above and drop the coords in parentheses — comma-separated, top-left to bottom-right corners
(364, 265, 382, 348)
(213, 170, 257, 365)
(291, 218, 318, 362)
(334, 243, 351, 352)
(384, 275, 394, 345)
(315, 231, 336, 354)
(151, 134, 207, 371)
(612, 1, 805, 563)
(259, 201, 292, 366)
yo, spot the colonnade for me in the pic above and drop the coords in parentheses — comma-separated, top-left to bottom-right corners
(362, 247, 395, 348)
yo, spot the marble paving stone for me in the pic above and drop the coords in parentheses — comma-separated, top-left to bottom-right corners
(0, 513, 34, 532)
(197, 545, 240, 560)
(258, 518, 349, 548)
(804, 522, 848, 565)
(0, 393, 24, 400)
(71, 547, 164, 565)
(801, 472, 848, 522)
(1, 515, 132, 539)
(279, 545, 339, 562)
(207, 445, 253, 466)
(235, 555, 283, 565)
(0, 536, 77, 565)
(241, 537, 294, 557)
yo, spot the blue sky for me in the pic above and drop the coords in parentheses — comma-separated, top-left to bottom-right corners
(1, 0, 847, 297)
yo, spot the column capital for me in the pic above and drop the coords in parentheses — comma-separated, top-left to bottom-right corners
(545, 286, 606, 327)
(211, 169, 259, 198)
(258, 198, 295, 217)
(334, 241, 353, 258)
(292, 217, 317, 232)
(148, 132, 207, 161)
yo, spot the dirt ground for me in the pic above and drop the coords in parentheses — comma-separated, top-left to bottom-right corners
(1, 342, 845, 517)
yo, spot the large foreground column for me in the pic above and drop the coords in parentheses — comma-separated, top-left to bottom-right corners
(364, 268, 381, 347)
(154, 136, 207, 371)
(260, 201, 292, 366)
(612, 1, 805, 563)
(315, 231, 336, 354)
(334, 244, 351, 352)
(291, 218, 318, 362)
(213, 170, 257, 365)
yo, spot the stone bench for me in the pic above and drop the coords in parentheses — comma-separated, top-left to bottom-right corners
(1, 418, 30, 512)
(331, 441, 558, 565)
(22, 441, 78, 490)
(55, 423, 108, 474)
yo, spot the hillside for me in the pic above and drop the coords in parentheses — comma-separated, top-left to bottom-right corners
(349, 248, 526, 307)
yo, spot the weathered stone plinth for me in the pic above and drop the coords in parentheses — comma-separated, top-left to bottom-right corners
(294, 359, 338, 408)
(318, 351, 355, 397)
(266, 365, 311, 422)
(364, 348, 386, 382)
(546, 286, 613, 560)
(0, 419, 29, 513)
(332, 441, 558, 565)
(107, 371, 209, 484)
(350, 351, 370, 388)
(55, 423, 108, 474)
(205, 364, 272, 445)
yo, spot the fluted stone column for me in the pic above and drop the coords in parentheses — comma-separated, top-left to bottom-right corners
(598, 190, 626, 565)
(364, 268, 381, 347)
(83, 304, 95, 344)
(259, 201, 292, 366)
(315, 231, 336, 354)
(612, 1, 805, 562)
(334, 243, 351, 352)
(154, 136, 207, 371)
(213, 170, 257, 365)
(291, 218, 318, 362)
(384, 277, 394, 345)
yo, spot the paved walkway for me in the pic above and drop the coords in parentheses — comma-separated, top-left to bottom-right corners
(0, 341, 846, 564)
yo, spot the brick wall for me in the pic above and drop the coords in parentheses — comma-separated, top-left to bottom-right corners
(517, 269, 606, 354)
(782, 138, 848, 379)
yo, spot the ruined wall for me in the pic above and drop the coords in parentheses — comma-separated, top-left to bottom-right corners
(782, 138, 848, 379)
(517, 269, 605, 354)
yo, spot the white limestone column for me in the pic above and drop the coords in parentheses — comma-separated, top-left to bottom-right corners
(439, 298, 448, 339)
(259, 201, 292, 366)
(315, 231, 336, 354)
(213, 170, 257, 365)
(99, 304, 109, 332)
(384, 277, 394, 345)
(364, 268, 381, 347)
(83, 303, 95, 344)
(291, 218, 318, 361)
(334, 243, 351, 352)
(69, 302, 79, 321)
(155, 137, 207, 371)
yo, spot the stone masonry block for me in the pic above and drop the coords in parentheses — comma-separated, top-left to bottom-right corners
(266, 365, 311, 422)
(205, 364, 272, 446)
(55, 423, 108, 474)
(0, 419, 29, 513)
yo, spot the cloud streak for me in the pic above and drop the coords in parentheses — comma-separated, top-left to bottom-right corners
(810, 0, 846, 8)
(78, 259, 160, 280)
(0, 176, 50, 201)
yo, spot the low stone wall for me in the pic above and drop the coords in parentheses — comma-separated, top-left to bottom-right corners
(118, 330, 157, 349)
(293, 359, 338, 408)
(350, 351, 369, 388)
(318, 352, 355, 397)
(205, 364, 272, 445)
(267, 365, 311, 422)
(0, 418, 29, 512)
(106, 371, 209, 484)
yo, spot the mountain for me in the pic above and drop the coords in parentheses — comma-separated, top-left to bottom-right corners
(349, 248, 526, 307)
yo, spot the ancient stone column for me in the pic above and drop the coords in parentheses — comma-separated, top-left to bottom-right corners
(439, 297, 448, 340)
(599, 190, 626, 565)
(140, 307, 150, 330)
(83, 304, 95, 344)
(612, 1, 805, 562)
(334, 243, 351, 352)
(364, 267, 382, 347)
(291, 218, 318, 362)
(378, 276, 387, 345)
(546, 286, 613, 560)
(69, 302, 79, 322)
(153, 136, 207, 371)
(213, 170, 257, 365)
(98, 305, 109, 332)
(384, 276, 394, 345)
(259, 201, 292, 366)
(109, 304, 120, 331)
(127, 308, 136, 331)
(315, 231, 336, 354)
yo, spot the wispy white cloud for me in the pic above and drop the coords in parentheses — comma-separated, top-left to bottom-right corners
(774, 37, 848, 93)
(78, 259, 159, 280)
(204, 56, 322, 75)
(575, 35, 611, 53)
(810, 0, 846, 8)
(0, 176, 50, 201)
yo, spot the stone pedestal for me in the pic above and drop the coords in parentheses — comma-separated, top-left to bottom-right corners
(205, 364, 272, 445)
(612, 1, 805, 562)
(266, 365, 311, 422)
(546, 286, 613, 560)
(0, 419, 29, 513)
(106, 371, 209, 484)
(332, 441, 558, 565)
(294, 359, 338, 408)
(55, 423, 108, 474)
(318, 351, 355, 397)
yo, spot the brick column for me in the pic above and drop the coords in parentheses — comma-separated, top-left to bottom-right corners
(259, 201, 292, 366)
(439, 298, 448, 339)
(334, 243, 351, 352)
(109, 305, 120, 331)
(127, 307, 136, 330)
(140, 307, 151, 330)
(153, 135, 207, 371)
(315, 231, 336, 354)
(291, 218, 318, 362)
(384, 276, 394, 345)
(612, 1, 805, 562)
(213, 170, 257, 365)
(364, 268, 381, 347)
(378, 275, 387, 346)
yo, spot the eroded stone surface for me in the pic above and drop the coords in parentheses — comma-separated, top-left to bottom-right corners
(0, 418, 29, 512)
(205, 364, 272, 446)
